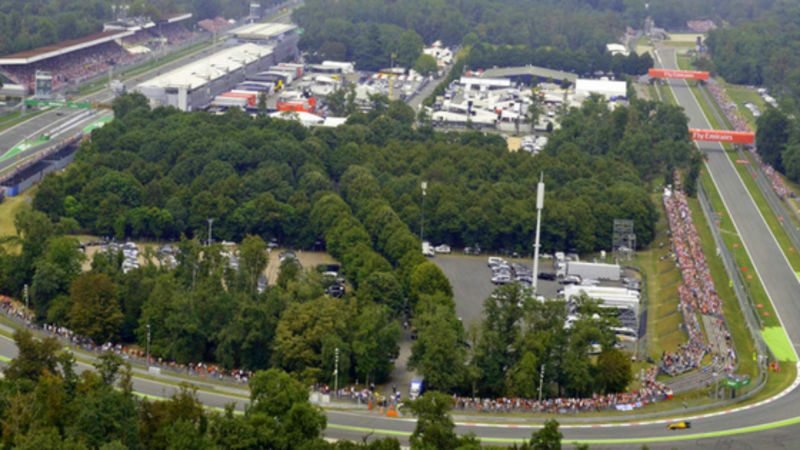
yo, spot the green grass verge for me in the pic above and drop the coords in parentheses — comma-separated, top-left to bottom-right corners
(677, 54, 693, 71)
(0, 111, 20, 125)
(646, 84, 659, 102)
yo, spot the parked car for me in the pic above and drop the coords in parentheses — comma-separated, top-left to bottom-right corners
(559, 275, 581, 285)
(491, 274, 512, 285)
(326, 284, 345, 298)
(434, 244, 451, 254)
(487, 257, 505, 267)
(537, 272, 556, 281)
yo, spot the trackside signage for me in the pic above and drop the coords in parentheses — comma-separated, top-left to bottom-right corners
(649, 69, 710, 80)
(689, 129, 755, 144)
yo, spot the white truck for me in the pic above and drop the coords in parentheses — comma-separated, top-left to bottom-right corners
(422, 241, 435, 257)
(410, 375, 425, 400)
(567, 261, 622, 281)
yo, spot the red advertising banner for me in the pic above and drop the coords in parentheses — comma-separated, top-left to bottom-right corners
(690, 129, 755, 144)
(649, 69, 710, 80)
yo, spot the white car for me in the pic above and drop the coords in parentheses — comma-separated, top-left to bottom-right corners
(491, 274, 512, 285)
(434, 244, 451, 254)
(487, 257, 505, 267)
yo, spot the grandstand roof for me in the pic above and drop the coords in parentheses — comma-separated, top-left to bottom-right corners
(229, 22, 296, 41)
(136, 43, 273, 91)
(0, 30, 134, 65)
(159, 13, 192, 24)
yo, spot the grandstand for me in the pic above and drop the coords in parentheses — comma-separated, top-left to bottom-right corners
(0, 13, 195, 95)
(0, 30, 137, 94)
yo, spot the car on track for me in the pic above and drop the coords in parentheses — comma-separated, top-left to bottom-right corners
(667, 421, 691, 430)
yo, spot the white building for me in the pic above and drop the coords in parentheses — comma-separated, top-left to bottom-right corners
(575, 78, 627, 102)
(135, 44, 274, 111)
(606, 43, 629, 57)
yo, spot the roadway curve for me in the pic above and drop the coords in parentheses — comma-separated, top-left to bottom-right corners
(5, 44, 800, 449)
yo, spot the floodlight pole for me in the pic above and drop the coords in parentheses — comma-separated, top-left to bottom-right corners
(146, 323, 151, 368)
(207, 218, 214, 247)
(532, 173, 545, 294)
(420, 181, 427, 243)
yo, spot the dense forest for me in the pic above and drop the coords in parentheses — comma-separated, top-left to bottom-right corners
(704, 3, 800, 112)
(0, 0, 264, 57)
(0, 332, 576, 449)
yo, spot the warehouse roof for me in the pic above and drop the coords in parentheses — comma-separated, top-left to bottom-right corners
(229, 22, 296, 41)
(137, 44, 273, 91)
(480, 66, 578, 83)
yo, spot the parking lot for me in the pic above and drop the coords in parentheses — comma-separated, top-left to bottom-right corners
(433, 254, 561, 323)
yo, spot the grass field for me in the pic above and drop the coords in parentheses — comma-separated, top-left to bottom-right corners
(667, 33, 704, 43)
(723, 83, 766, 130)
(0, 186, 35, 238)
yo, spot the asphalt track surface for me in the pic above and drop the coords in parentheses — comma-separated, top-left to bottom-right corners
(4, 41, 800, 448)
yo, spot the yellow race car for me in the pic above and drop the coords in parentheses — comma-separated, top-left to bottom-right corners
(667, 421, 691, 430)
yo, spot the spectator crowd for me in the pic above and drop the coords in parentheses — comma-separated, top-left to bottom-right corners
(0, 41, 139, 91)
(198, 17, 232, 33)
(661, 172, 736, 377)
(0, 295, 255, 385)
(313, 365, 674, 415)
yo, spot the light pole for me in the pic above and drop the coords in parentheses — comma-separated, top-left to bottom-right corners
(532, 173, 545, 294)
(146, 324, 151, 368)
(420, 181, 427, 243)
(207, 218, 214, 247)
(538, 363, 545, 404)
(24, 284, 29, 322)
(334, 347, 340, 397)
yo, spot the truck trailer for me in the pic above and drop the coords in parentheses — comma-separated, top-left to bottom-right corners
(567, 261, 622, 281)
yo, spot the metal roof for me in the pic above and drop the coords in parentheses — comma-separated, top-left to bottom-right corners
(0, 30, 133, 65)
(230, 22, 296, 40)
(136, 44, 273, 91)
(480, 66, 578, 83)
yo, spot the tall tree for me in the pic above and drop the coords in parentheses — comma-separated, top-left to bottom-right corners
(69, 273, 123, 343)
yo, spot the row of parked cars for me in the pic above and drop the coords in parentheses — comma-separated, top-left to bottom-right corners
(101, 241, 141, 274)
(488, 257, 534, 286)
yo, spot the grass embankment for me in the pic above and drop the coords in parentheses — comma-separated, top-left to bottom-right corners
(0, 186, 35, 238)
(637, 198, 686, 360)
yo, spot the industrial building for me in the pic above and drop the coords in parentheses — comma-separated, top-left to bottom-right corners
(134, 44, 275, 111)
(227, 22, 299, 62)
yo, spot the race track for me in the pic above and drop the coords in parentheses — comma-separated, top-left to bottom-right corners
(4, 42, 800, 448)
